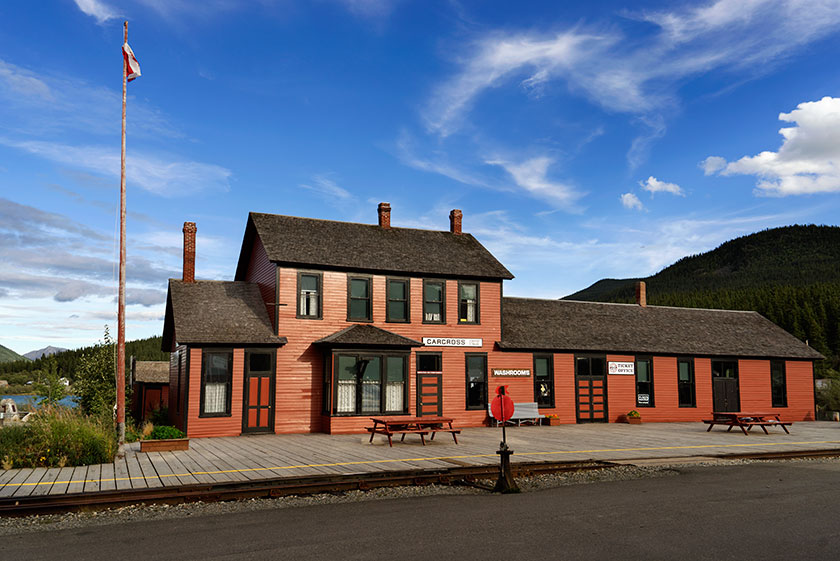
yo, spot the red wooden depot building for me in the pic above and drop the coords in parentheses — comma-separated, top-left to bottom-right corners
(162, 204, 822, 437)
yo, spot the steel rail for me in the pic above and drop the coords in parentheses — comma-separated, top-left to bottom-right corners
(1, 449, 838, 517)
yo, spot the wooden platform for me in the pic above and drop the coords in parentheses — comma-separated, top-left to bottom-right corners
(1, 422, 838, 498)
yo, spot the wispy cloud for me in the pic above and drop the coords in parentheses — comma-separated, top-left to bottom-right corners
(703, 96, 840, 196)
(639, 176, 685, 196)
(2, 139, 232, 197)
(0, 197, 175, 308)
(0, 58, 180, 140)
(300, 174, 354, 201)
(486, 156, 584, 211)
(424, 0, 840, 165)
(620, 192, 644, 210)
(395, 130, 491, 188)
(73, 0, 120, 24)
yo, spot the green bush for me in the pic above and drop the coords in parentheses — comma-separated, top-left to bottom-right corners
(149, 407, 169, 427)
(148, 425, 185, 440)
(817, 380, 840, 411)
(0, 406, 116, 468)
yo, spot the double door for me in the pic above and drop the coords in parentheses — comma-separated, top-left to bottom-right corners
(712, 360, 740, 412)
(575, 356, 608, 422)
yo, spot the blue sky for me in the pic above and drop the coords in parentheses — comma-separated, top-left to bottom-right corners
(2, 0, 840, 355)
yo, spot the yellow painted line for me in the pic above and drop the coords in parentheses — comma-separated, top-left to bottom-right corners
(3, 440, 840, 490)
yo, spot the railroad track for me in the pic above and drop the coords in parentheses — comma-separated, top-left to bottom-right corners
(1, 449, 838, 516)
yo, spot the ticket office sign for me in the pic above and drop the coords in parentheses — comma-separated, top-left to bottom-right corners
(608, 361, 635, 375)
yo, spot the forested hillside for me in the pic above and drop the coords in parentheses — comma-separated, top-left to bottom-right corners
(0, 336, 167, 386)
(564, 225, 840, 374)
(0, 344, 28, 363)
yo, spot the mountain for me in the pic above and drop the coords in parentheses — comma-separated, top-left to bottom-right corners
(23, 346, 68, 361)
(0, 344, 28, 363)
(564, 225, 840, 373)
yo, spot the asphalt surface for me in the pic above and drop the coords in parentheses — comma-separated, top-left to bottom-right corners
(5, 460, 839, 560)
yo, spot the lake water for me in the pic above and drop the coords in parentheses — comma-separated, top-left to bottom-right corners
(0, 394, 78, 409)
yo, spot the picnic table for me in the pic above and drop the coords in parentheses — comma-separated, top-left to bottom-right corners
(367, 416, 460, 447)
(703, 411, 792, 435)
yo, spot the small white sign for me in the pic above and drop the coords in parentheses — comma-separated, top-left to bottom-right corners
(637, 393, 650, 404)
(492, 369, 531, 377)
(609, 361, 635, 375)
(422, 337, 483, 347)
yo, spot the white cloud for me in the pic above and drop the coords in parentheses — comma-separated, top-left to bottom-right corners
(701, 156, 727, 175)
(639, 176, 684, 196)
(425, 31, 602, 136)
(486, 156, 584, 210)
(424, 0, 840, 165)
(620, 193, 644, 210)
(2, 139, 232, 197)
(705, 96, 840, 195)
(73, 0, 119, 24)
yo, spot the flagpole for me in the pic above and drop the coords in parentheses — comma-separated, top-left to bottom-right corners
(116, 20, 128, 457)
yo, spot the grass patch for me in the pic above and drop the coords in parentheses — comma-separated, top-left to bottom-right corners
(0, 406, 116, 468)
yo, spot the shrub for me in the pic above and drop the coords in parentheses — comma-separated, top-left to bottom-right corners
(149, 407, 169, 427)
(817, 380, 840, 411)
(0, 406, 116, 468)
(148, 425, 185, 440)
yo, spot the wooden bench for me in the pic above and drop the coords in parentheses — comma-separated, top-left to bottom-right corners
(366, 426, 429, 446)
(429, 427, 461, 444)
(488, 402, 545, 426)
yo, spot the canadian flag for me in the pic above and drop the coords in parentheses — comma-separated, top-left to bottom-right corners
(123, 42, 141, 82)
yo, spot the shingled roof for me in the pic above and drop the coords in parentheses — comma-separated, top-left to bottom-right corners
(314, 325, 422, 348)
(499, 298, 824, 360)
(234, 212, 513, 280)
(132, 361, 169, 384)
(162, 280, 286, 348)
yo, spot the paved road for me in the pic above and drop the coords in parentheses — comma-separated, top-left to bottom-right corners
(6, 461, 839, 560)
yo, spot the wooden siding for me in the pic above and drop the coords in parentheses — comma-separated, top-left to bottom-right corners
(186, 348, 245, 438)
(606, 354, 635, 423)
(739, 359, 815, 421)
(243, 233, 276, 330)
(275, 268, 505, 434)
(605, 355, 812, 423)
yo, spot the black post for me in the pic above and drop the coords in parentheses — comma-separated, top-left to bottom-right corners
(493, 386, 519, 493)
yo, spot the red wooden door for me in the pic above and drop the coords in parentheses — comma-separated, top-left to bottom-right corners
(575, 356, 608, 423)
(416, 373, 442, 416)
(243, 350, 275, 433)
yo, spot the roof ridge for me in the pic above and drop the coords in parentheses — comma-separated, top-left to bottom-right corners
(251, 211, 468, 236)
(503, 296, 759, 315)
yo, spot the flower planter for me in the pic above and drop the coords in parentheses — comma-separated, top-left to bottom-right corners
(627, 417, 642, 425)
(543, 418, 560, 426)
(140, 438, 189, 452)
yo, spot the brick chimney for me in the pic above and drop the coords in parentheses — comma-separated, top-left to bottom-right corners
(449, 209, 462, 235)
(182, 222, 197, 283)
(635, 281, 646, 307)
(378, 202, 391, 229)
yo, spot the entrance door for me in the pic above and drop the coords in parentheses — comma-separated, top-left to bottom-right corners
(575, 356, 608, 423)
(416, 373, 442, 416)
(712, 360, 740, 412)
(243, 350, 275, 433)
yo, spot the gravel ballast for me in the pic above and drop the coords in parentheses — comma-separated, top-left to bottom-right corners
(1, 456, 837, 536)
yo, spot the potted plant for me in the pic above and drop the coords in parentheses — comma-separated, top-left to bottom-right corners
(544, 414, 559, 426)
(139, 424, 189, 452)
(622, 410, 642, 424)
